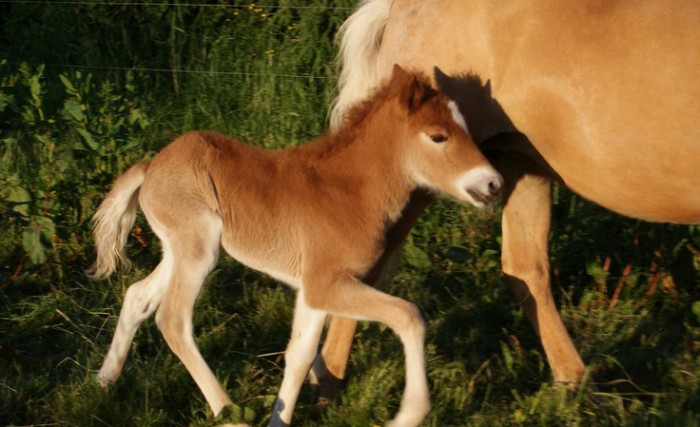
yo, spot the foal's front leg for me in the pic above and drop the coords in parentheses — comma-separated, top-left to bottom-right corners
(270, 291, 327, 426)
(304, 273, 430, 427)
(310, 191, 432, 402)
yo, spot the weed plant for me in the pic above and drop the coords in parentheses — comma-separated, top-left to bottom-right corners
(1, 2, 699, 426)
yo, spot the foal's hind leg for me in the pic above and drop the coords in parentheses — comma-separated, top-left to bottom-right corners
(153, 211, 235, 417)
(97, 260, 172, 386)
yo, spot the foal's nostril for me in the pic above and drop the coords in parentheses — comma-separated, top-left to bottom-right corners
(488, 178, 502, 197)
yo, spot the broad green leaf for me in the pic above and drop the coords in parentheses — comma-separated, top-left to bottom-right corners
(22, 228, 46, 264)
(12, 204, 30, 217)
(33, 133, 50, 145)
(59, 74, 77, 94)
(78, 128, 99, 151)
(4, 185, 31, 217)
(501, 341, 514, 374)
(4, 185, 30, 203)
(29, 75, 41, 102)
(63, 99, 85, 122)
(404, 244, 431, 271)
(116, 138, 140, 155)
(35, 216, 56, 240)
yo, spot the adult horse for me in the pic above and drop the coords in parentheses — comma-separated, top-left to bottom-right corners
(311, 0, 700, 396)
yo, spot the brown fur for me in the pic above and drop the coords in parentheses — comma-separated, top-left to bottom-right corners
(90, 65, 502, 426)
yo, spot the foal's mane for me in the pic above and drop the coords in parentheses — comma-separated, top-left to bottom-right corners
(333, 69, 435, 136)
(301, 69, 435, 159)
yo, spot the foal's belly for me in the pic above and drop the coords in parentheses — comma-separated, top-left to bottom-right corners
(220, 231, 303, 289)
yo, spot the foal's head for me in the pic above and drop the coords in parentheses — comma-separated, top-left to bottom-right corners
(386, 65, 503, 207)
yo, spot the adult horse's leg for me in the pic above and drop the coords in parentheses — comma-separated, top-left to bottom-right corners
(493, 142, 586, 385)
(310, 191, 432, 402)
(309, 316, 357, 403)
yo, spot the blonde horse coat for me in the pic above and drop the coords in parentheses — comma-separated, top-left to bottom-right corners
(318, 0, 700, 390)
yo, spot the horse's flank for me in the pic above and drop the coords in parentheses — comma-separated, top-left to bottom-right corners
(334, 0, 700, 223)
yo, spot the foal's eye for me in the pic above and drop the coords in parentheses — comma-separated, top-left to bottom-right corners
(430, 134, 448, 143)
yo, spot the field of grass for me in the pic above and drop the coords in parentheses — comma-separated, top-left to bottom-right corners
(1, 2, 700, 426)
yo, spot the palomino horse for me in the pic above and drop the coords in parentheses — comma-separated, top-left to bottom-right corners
(312, 0, 700, 397)
(90, 65, 503, 427)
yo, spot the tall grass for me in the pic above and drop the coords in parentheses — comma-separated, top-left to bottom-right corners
(1, 2, 699, 426)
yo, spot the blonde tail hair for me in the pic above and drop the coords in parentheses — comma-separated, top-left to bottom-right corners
(329, 0, 392, 130)
(88, 162, 149, 279)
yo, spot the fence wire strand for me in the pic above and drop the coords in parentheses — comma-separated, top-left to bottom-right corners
(0, 1, 353, 10)
(1, 0, 347, 80)
(5, 61, 338, 80)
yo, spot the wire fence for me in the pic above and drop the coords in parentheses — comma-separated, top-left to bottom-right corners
(0, 1, 353, 10)
(1, 0, 351, 80)
(3, 61, 339, 79)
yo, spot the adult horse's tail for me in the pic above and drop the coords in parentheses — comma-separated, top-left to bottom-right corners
(88, 162, 149, 279)
(329, 0, 391, 130)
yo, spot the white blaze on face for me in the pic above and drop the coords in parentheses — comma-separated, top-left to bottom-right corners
(448, 100, 469, 135)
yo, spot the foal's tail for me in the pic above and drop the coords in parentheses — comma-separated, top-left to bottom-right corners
(329, 0, 391, 130)
(88, 162, 149, 280)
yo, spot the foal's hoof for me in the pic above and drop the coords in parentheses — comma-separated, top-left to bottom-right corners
(95, 371, 114, 388)
(214, 404, 255, 427)
(384, 401, 431, 427)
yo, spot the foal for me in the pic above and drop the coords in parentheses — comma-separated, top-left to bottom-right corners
(90, 65, 502, 427)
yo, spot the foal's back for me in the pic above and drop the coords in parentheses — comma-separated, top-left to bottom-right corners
(140, 131, 388, 287)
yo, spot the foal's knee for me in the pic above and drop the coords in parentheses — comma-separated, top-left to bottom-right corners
(284, 337, 317, 370)
(397, 301, 426, 342)
(155, 307, 189, 351)
(122, 281, 152, 319)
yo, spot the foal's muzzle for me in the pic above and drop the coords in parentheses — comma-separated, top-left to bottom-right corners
(459, 166, 504, 207)
(468, 176, 502, 204)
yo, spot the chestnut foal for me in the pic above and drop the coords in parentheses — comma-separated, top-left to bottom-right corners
(90, 65, 502, 426)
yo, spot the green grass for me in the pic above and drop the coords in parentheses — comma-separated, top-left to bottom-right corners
(1, 2, 700, 426)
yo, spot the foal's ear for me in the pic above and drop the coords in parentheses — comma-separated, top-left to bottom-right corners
(403, 77, 436, 114)
(391, 63, 410, 79)
(390, 64, 433, 113)
(433, 66, 449, 92)
(393, 70, 429, 114)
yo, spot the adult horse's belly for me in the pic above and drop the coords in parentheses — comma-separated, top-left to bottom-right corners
(379, 0, 700, 223)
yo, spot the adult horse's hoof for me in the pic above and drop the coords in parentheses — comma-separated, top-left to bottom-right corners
(309, 355, 345, 406)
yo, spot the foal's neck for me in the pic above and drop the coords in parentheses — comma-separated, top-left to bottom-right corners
(295, 109, 416, 224)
